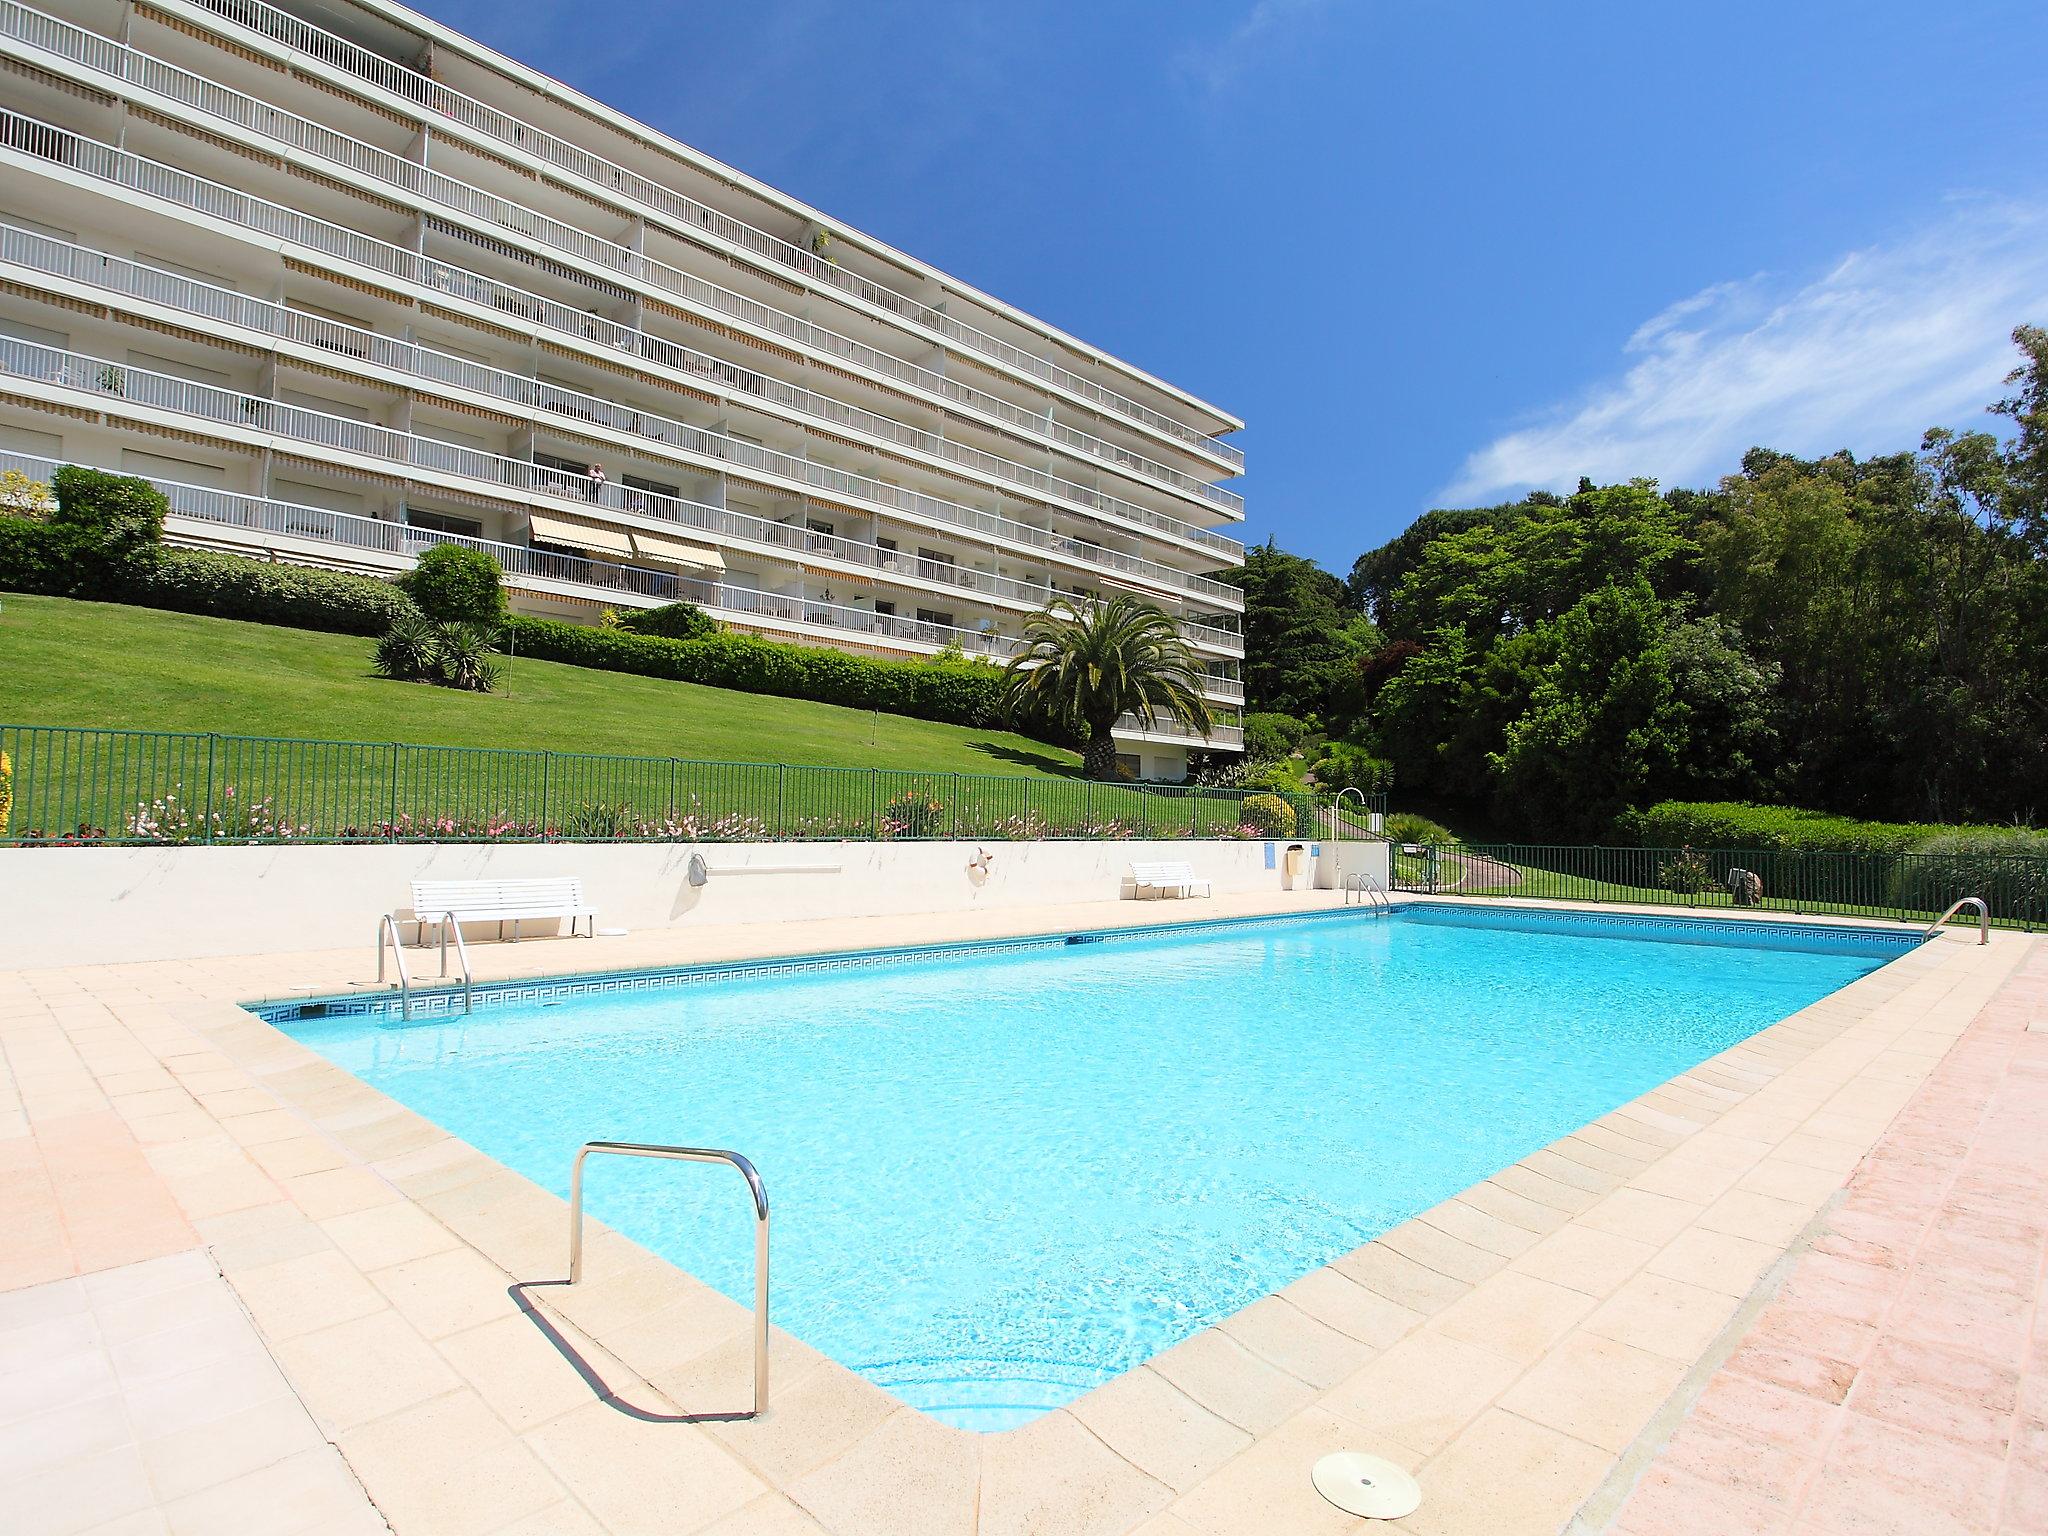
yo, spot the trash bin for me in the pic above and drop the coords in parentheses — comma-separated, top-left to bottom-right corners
(1283, 843, 1306, 889)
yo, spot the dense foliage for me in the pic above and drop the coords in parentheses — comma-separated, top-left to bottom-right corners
(618, 601, 718, 641)
(402, 545, 505, 625)
(1001, 596, 1211, 779)
(505, 615, 1015, 731)
(373, 614, 501, 693)
(1231, 325, 2048, 837)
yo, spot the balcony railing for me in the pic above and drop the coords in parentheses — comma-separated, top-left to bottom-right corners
(0, 234, 1238, 614)
(0, 112, 1245, 581)
(0, 2, 1243, 496)
(164, 0, 1244, 470)
(0, 352, 1246, 642)
(0, 449, 1245, 733)
(0, 221, 1244, 577)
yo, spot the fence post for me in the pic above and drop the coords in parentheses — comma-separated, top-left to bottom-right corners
(1086, 779, 1095, 838)
(869, 768, 878, 839)
(541, 751, 553, 842)
(776, 763, 786, 839)
(667, 759, 678, 824)
(388, 743, 399, 843)
(202, 733, 217, 845)
(949, 774, 960, 839)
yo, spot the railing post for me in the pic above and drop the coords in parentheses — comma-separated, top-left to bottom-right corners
(667, 758, 678, 823)
(776, 763, 786, 838)
(868, 768, 878, 839)
(388, 742, 400, 841)
(1086, 778, 1096, 837)
(202, 733, 217, 845)
(541, 751, 553, 842)
(950, 773, 960, 839)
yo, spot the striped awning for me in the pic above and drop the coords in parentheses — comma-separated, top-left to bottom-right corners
(629, 527, 726, 572)
(528, 510, 631, 555)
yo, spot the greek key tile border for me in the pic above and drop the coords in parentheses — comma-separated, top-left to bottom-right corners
(244, 900, 1922, 1027)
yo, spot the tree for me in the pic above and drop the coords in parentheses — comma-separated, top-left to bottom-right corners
(1002, 597, 1214, 780)
(1216, 542, 1379, 729)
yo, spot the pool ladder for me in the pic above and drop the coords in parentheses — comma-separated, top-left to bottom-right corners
(375, 912, 473, 1020)
(567, 1141, 771, 1417)
(1924, 896, 1990, 945)
(1343, 873, 1393, 913)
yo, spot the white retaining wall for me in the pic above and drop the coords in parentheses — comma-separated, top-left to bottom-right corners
(0, 838, 1391, 969)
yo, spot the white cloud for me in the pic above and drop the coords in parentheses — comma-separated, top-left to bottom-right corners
(1173, 0, 1335, 92)
(1442, 199, 2048, 503)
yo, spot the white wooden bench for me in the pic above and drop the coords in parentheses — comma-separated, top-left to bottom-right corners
(1129, 861, 1213, 900)
(408, 877, 597, 944)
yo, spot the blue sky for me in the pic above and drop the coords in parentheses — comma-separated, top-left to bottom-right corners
(422, 0, 2048, 572)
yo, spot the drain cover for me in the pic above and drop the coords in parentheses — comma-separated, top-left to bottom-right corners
(1311, 1451, 1422, 1520)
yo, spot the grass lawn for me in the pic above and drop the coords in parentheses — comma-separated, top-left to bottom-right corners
(0, 597, 1303, 842)
(0, 594, 1079, 775)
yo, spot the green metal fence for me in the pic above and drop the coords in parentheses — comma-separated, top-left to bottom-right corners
(0, 724, 1341, 846)
(1391, 841, 2046, 931)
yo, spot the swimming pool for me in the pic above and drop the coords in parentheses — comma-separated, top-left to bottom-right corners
(261, 904, 1917, 1431)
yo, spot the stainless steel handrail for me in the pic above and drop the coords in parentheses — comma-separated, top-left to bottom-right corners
(376, 910, 473, 1017)
(1924, 896, 1990, 945)
(375, 912, 413, 1018)
(434, 912, 474, 1014)
(1343, 872, 1391, 913)
(567, 1141, 770, 1417)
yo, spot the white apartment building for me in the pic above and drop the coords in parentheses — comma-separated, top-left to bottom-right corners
(0, 0, 1246, 776)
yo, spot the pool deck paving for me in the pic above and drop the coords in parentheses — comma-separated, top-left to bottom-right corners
(0, 889, 2039, 1536)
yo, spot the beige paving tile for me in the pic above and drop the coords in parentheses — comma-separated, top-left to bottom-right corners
(525, 1398, 767, 1535)
(227, 1251, 386, 1343)
(1646, 1227, 1785, 1300)
(1066, 1365, 1255, 1494)
(273, 1309, 464, 1434)
(1580, 1271, 1744, 1365)
(365, 1247, 524, 1340)
(1169, 1405, 1395, 1536)
(1428, 1271, 1597, 1366)
(787, 1409, 979, 1536)
(979, 1409, 1172, 1536)
(159, 1446, 374, 1536)
(704, 1351, 898, 1487)
(1497, 1331, 1692, 1453)
(137, 1396, 330, 1503)
(319, 1200, 462, 1272)
(1148, 1324, 1318, 1436)
(1276, 1267, 1424, 1350)
(1216, 1295, 1375, 1389)
(1319, 1330, 1521, 1458)
(338, 1390, 566, 1536)
(1395, 1408, 1614, 1536)
(1509, 1223, 1658, 1297)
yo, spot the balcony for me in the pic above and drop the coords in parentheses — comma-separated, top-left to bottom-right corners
(0, 220, 1245, 576)
(0, 112, 1246, 572)
(0, 448, 1246, 731)
(0, 291, 1242, 612)
(0, 342, 1246, 646)
(1113, 713, 1244, 751)
(164, 0, 1245, 471)
(0, 5, 1244, 498)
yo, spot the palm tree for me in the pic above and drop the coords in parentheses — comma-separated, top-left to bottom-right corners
(1003, 596, 1216, 779)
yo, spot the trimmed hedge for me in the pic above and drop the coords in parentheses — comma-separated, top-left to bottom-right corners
(0, 516, 419, 635)
(1617, 801, 2002, 854)
(503, 616, 1022, 732)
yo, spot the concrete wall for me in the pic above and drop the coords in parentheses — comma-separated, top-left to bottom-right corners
(0, 838, 1390, 969)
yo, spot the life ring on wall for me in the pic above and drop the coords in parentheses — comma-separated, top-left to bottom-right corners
(967, 846, 995, 879)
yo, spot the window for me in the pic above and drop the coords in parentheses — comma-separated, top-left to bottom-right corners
(915, 608, 954, 628)
(874, 600, 897, 618)
(916, 548, 955, 567)
(119, 450, 226, 488)
(407, 508, 483, 537)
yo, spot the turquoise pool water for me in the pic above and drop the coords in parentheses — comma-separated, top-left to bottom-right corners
(267, 905, 1913, 1430)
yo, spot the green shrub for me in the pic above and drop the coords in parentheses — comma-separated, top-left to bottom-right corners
(1241, 792, 1297, 837)
(501, 616, 1012, 732)
(374, 617, 500, 692)
(373, 612, 442, 681)
(560, 801, 638, 840)
(49, 467, 165, 578)
(0, 514, 59, 590)
(620, 601, 718, 641)
(1386, 811, 1454, 845)
(1656, 845, 1716, 897)
(129, 549, 420, 635)
(1244, 711, 1309, 762)
(403, 545, 505, 625)
(434, 623, 501, 693)
(1311, 741, 1393, 794)
(882, 789, 946, 837)
(1619, 801, 1982, 854)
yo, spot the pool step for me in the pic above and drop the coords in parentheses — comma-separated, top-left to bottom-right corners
(861, 1355, 1112, 1432)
